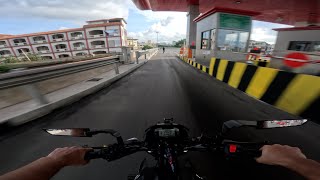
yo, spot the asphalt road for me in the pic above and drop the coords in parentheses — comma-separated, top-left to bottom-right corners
(1, 48, 320, 180)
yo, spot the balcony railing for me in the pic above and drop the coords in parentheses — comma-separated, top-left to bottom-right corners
(52, 38, 65, 42)
(89, 34, 104, 38)
(33, 40, 47, 44)
(92, 45, 105, 48)
(0, 54, 11, 57)
(0, 44, 8, 48)
(55, 48, 68, 52)
(73, 47, 86, 50)
(70, 36, 84, 40)
(14, 42, 27, 46)
(38, 50, 51, 54)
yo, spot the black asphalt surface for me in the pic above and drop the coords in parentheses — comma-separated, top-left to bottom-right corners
(1, 48, 320, 180)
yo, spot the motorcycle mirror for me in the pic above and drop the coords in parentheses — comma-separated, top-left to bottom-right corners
(222, 119, 307, 134)
(44, 128, 91, 137)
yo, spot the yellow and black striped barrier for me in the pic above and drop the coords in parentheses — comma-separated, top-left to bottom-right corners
(178, 56, 319, 120)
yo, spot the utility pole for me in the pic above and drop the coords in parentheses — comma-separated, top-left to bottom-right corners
(155, 31, 159, 47)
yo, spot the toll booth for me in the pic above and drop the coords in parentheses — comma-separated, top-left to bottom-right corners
(193, 8, 259, 65)
(270, 26, 320, 75)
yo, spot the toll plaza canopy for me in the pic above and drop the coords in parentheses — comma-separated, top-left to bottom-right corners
(132, 0, 320, 25)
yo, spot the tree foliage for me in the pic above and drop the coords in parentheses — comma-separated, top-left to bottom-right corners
(174, 39, 186, 47)
(142, 45, 153, 50)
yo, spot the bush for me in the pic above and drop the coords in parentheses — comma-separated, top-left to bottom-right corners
(2, 56, 19, 63)
(0, 65, 11, 73)
(21, 53, 44, 62)
(142, 45, 153, 50)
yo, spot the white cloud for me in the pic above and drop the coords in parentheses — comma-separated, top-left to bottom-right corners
(250, 21, 292, 44)
(250, 28, 278, 44)
(0, 0, 133, 23)
(58, 27, 68, 30)
(128, 11, 187, 43)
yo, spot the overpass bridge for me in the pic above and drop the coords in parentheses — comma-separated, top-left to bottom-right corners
(0, 48, 319, 180)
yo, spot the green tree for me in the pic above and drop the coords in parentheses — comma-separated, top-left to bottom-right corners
(174, 39, 186, 48)
(142, 45, 153, 50)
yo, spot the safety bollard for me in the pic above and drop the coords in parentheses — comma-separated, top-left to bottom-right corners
(114, 62, 119, 74)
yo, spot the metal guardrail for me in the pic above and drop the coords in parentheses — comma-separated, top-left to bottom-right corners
(0, 56, 120, 90)
(135, 48, 158, 64)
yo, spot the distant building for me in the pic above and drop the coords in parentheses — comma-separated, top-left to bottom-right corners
(0, 18, 127, 60)
(127, 37, 138, 50)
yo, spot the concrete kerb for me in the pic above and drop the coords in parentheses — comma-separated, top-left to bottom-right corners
(3, 61, 148, 126)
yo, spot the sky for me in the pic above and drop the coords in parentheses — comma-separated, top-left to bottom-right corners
(0, 0, 291, 44)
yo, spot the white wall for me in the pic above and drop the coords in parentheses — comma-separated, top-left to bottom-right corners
(108, 47, 121, 53)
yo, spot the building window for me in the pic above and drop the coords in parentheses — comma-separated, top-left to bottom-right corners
(217, 29, 249, 52)
(105, 29, 120, 37)
(288, 41, 320, 52)
(52, 34, 64, 39)
(201, 30, 211, 49)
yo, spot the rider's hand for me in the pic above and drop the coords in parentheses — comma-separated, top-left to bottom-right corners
(256, 144, 307, 166)
(47, 146, 92, 167)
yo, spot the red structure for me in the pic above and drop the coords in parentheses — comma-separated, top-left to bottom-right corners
(132, 0, 319, 25)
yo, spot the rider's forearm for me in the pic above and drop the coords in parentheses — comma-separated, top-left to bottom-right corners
(281, 157, 320, 180)
(0, 157, 64, 180)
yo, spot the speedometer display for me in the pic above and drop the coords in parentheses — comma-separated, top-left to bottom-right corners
(158, 129, 177, 137)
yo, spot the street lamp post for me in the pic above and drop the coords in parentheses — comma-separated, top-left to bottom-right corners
(155, 31, 159, 47)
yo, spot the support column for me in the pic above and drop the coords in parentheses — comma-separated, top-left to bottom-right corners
(186, 4, 199, 48)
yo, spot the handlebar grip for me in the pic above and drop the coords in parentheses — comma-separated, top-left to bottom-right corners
(246, 148, 262, 158)
(84, 150, 102, 160)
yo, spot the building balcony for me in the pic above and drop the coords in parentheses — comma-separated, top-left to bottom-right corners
(92, 45, 105, 48)
(89, 34, 104, 38)
(0, 54, 11, 57)
(38, 50, 51, 54)
(14, 42, 28, 46)
(55, 48, 68, 52)
(52, 38, 65, 42)
(0, 44, 8, 48)
(70, 36, 84, 40)
(73, 47, 87, 50)
(33, 40, 47, 44)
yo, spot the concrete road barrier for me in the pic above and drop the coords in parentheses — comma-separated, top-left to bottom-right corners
(179, 56, 320, 121)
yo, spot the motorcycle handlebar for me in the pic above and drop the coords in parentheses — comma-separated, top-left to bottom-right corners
(84, 150, 103, 160)
(83, 140, 266, 161)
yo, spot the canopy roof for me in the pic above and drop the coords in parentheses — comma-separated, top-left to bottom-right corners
(132, 0, 319, 25)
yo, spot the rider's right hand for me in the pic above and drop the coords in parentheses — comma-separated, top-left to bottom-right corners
(47, 146, 92, 167)
(256, 144, 307, 166)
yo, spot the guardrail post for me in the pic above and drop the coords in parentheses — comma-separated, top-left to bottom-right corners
(135, 51, 139, 64)
(114, 62, 119, 74)
(145, 54, 147, 59)
(24, 84, 49, 105)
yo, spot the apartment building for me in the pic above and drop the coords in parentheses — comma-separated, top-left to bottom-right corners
(0, 18, 127, 60)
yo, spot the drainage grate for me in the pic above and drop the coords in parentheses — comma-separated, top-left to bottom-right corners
(87, 78, 103, 82)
